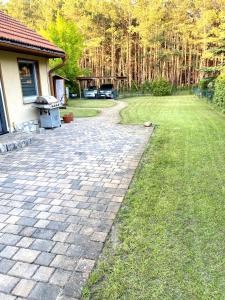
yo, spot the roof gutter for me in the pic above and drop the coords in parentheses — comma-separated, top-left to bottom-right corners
(48, 55, 67, 96)
(0, 39, 65, 58)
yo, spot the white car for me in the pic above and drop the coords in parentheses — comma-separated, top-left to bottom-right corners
(83, 86, 98, 99)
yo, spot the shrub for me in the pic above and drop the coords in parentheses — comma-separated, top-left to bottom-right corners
(151, 78, 172, 96)
(213, 73, 225, 110)
(140, 80, 152, 94)
(198, 77, 215, 90)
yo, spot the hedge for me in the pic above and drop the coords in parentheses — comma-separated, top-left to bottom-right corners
(213, 73, 225, 110)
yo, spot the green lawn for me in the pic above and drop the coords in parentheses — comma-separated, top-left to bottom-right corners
(67, 99, 116, 108)
(84, 95, 225, 300)
(60, 107, 99, 118)
(60, 99, 116, 119)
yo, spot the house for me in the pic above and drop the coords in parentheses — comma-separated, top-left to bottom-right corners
(0, 11, 65, 134)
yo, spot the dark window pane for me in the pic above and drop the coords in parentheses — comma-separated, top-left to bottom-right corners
(18, 61, 38, 97)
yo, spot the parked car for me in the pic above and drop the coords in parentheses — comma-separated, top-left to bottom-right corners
(83, 86, 98, 99)
(97, 84, 118, 99)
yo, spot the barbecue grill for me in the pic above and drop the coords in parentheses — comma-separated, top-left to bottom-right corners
(34, 96, 61, 129)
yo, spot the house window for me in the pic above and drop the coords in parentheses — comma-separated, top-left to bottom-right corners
(18, 60, 39, 103)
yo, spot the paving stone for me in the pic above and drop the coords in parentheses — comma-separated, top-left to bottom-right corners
(0, 234, 21, 246)
(31, 239, 55, 252)
(91, 231, 108, 242)
(12, 248, 40, 263)
(29, 282, 60, 300)
(66, 245, 83, 258)
(0, 259, 16, 274)
(32, 266, 55, 282)
(5, 216, 21, 225)
(0, 246, 18, 259)
(16, 217, 37, 227)
(34, 219, 50, 228)
(47, 221, 68, 231)
(1, 224, 23, 235)
(65, 224, 82, 233)
(32, 228, 55, 240)
(12, 279, 36, 298)
(8, 262, 38, 279)
(35, 252, 55, 266)
(0, 274, 19, 293)
(52, 232, 69, 242)
(62, 272, 85, 299)
(75, 258, 95, 274)
(20, 209, 39, 218)
(18, 226, 36, 237)
(0, 223, 6, 231)
(36, 212, 50, 220)
(51, 242, 69, 255)
(79, 226, 94, 236)
(0, 292, 16, 300)
(49, 269, 71, 287)
(50, 255, 77, 271)
(16, 237, 34, 248)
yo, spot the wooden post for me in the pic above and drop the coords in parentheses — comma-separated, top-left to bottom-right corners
(78, 81, 82, 99)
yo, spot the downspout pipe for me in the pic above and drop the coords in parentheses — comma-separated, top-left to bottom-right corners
(48, 55, 67, 96)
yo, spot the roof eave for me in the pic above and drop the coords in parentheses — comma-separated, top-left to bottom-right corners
(0, 39, 65, 58)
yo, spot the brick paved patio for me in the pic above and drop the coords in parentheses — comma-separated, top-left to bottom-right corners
(0, 101, 153, 299)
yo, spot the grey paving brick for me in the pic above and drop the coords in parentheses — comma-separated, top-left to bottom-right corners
(91, 231, 108, 242)
(5, 216, 21, 225)
(52, 232, 69, 242)
(8, 262, 38, 279)
(12, 248, 40, 263)
(47, 221, 68, 231)
(16, 217, 37, 227)
(0, 234, 21, 246)
(32, 266, 55, 282)
(50, 255, 77, 271)
(32, 228, 55, 240)
(19, 226, 36, 237)
(0, 246, 18, 259)
(0, 259, 16, 274)
(0, 206, 11, 214)
(0, 244, 5, 252)
(34, 219, 50, 228)
(62, 272, 85, 299)
(66, 245, 83, 258)
(0, 274, 19, 293)
(0, 215, 8, 224)
(31, 239, 55, 252)
(12, 279, 36, 298)
(0, 223, 6, 231)
(49, 269, 71, 287)
(35, 252, 55, 266)
(1, 224, 23, 235)
(16, 237, 34, 248)
(75, 258, 95, 274)
(51, 242, 69, 255)
(29, 282, 60, 300)
(0, 292, 16, 300)
(19, 209, 38, 218)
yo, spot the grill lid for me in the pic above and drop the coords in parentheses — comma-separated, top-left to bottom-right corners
(35, 96, 59, 104)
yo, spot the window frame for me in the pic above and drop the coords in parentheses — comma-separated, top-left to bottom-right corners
(18, 58, 41, 104)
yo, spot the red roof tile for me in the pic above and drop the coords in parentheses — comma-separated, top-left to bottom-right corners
(0, 10, 65, 57)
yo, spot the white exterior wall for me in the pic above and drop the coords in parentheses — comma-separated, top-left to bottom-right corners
(0, 50, 51, 131)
